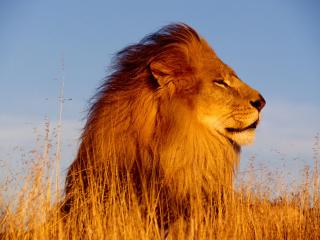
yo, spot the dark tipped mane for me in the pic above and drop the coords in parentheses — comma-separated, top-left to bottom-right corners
(88, 23, 202, 122)
(103, 23, 200, 92)
(115, 23, 200, 70)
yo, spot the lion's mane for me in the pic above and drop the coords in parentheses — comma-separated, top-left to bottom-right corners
(63, 23, 241, 221)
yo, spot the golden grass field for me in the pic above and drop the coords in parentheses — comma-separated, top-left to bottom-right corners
(0, 122, 319, 240)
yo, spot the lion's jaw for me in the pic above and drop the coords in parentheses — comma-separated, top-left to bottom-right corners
(225, 127, 257, 145)
(198, 111, 260, 146)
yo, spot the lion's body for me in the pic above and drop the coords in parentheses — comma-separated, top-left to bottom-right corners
(63, 24, 265, 226)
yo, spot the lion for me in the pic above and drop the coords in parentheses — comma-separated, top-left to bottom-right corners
(62, 23, 265, 229)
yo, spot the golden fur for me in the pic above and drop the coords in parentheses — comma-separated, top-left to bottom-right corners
(63, 23, 265, 223)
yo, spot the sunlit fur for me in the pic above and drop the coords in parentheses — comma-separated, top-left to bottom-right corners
(63, 23, 265, 224)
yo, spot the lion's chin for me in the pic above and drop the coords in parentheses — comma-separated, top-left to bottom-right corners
(223, 119, 259, 145)
(226, 129, 256, 145)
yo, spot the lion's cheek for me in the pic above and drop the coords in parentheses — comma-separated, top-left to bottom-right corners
(197, 113, 225, 133)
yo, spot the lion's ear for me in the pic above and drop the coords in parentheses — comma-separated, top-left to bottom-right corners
(149, 60, 173, 87)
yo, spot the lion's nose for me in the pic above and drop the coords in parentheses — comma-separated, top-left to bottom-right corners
(250, 94, 266, 112)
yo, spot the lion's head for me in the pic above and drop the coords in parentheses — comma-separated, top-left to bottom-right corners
(148, 25, 265, 147)
(64, 23, 265, 220)
(196, 59, 265, 146)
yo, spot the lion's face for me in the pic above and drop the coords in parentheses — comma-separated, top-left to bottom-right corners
(195, 41, 265, 145)
(150, 38, 265, 146)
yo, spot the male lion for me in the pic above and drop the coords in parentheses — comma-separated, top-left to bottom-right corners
(63, 23, 265, 230)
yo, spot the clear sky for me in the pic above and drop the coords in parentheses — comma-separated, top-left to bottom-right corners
(0, 0, 319, 185)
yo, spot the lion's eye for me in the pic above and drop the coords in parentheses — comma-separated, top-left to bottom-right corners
(212, 79, 229, 88)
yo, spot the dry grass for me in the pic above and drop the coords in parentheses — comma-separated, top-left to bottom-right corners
(0, 123, 319, 240)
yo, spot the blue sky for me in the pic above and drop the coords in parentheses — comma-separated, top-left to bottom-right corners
(0, 0, 319, 185)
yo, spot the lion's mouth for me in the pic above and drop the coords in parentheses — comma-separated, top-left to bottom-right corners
(225, 120, 259, 133)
